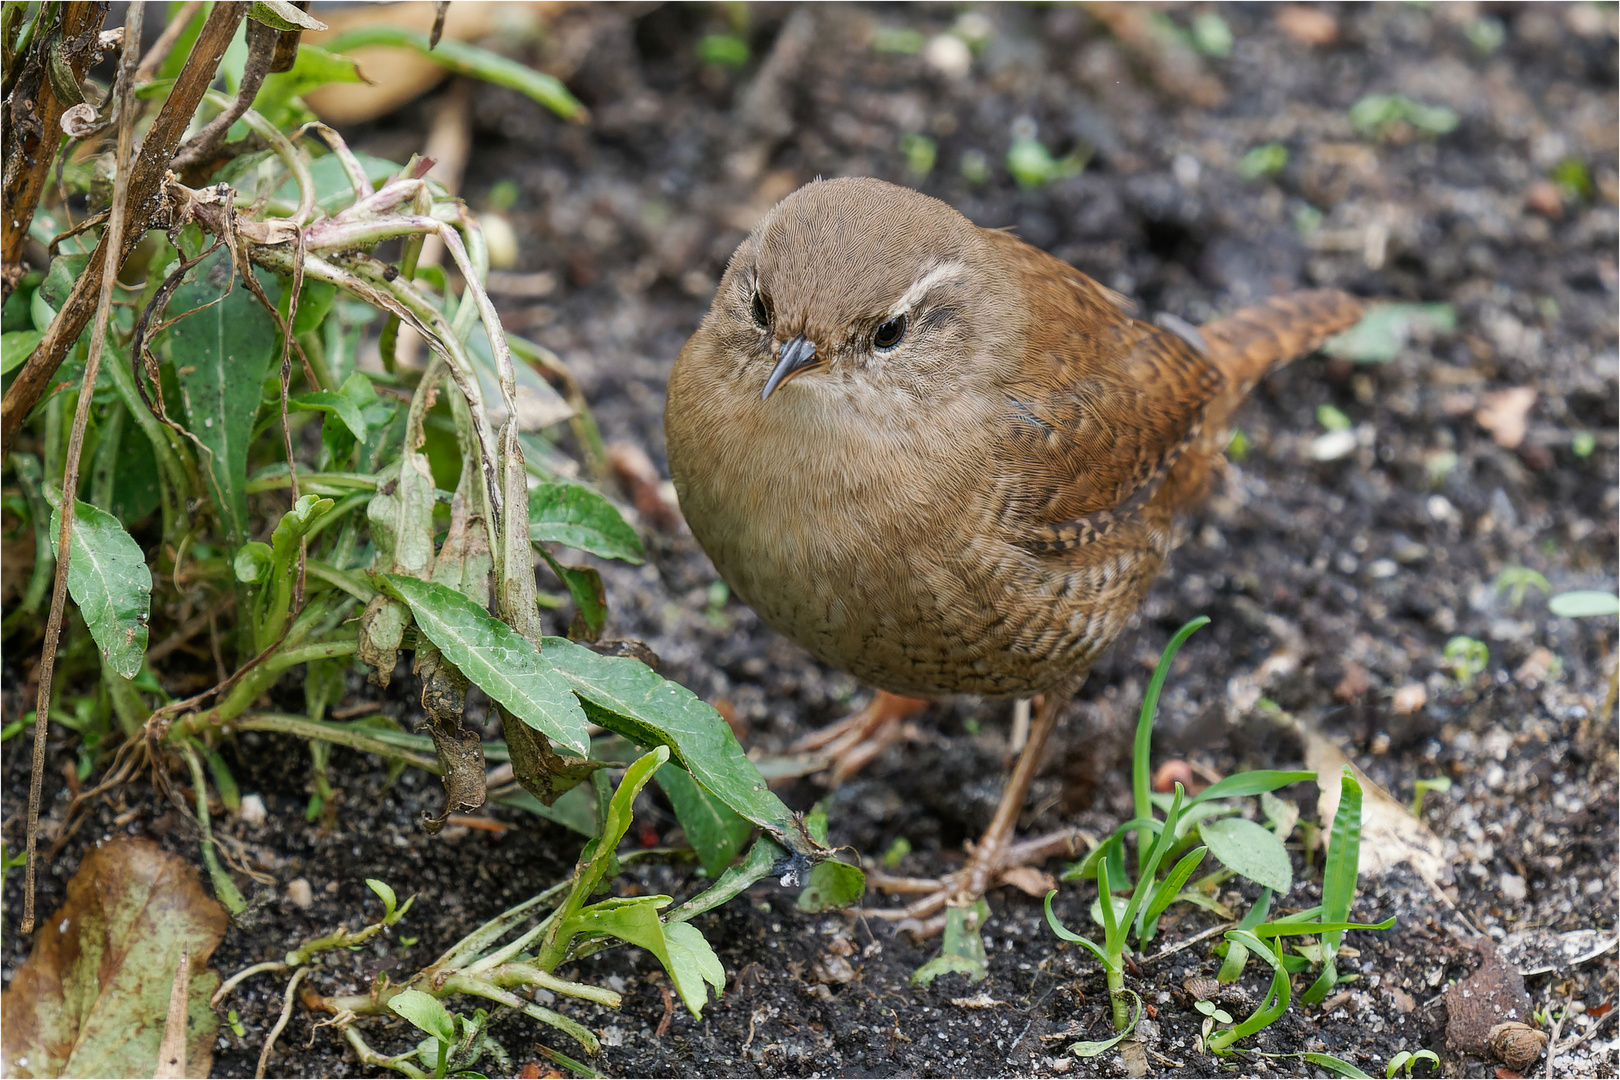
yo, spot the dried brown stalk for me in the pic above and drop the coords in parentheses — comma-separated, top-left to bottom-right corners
(21, 0, 144, 936)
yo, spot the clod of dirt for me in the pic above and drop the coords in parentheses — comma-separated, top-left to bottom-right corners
(1445, 941, 1535, 1057)
(1487, 1021, 1549, 1073)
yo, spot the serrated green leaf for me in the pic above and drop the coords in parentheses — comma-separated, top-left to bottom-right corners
(532, 636, 816, 858)
(164, 247, 279, 545)
(528, 482, 644, 564)
(47, 498, 152, 679)
(381, 576, 591, 757)
(290, 389, 368, 441)
(655, 763, 752, 878)
(1200, 816, 1293, 894)
(388, 989, 455, 1044)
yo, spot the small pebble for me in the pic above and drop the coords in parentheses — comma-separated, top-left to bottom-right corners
(1500, 873, 1527, 902)
(238, 794, 267, 828)
(286, 877, 314, 909)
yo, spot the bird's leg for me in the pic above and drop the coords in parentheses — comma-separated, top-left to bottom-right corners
(860, 688, 1083, 934)
(790, 689, 931, 785)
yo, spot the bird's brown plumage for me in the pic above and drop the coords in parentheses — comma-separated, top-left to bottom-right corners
(665, 177, 1362, 701)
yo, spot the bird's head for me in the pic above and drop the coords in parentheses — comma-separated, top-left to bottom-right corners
(703, 177, 1007, 406)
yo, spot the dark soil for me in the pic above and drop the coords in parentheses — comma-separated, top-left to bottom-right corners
(5, 3, 1617, 1078)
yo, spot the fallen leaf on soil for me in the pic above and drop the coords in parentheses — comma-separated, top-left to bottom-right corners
(1277, 4, 1338, 44)
(999, 864, 1057, 898)
(1446, 941, 1535, 1057)
(1474, 387, 1537, 449)
(1496, 928, 1619, 976)
(1303, 727, 1449, 884)
(1, 838, 227, 1079)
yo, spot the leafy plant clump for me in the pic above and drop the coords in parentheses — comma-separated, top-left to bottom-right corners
(1, 2, 849, 1071)
(1044, 617, 1393, 1061)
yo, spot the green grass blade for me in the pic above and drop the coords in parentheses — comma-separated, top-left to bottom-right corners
(1305, 769, 1363, 1003)
(1043, 891, 1114, 970)
(1186, 769, 1316, 806)
(1134, 616, 1209, 869)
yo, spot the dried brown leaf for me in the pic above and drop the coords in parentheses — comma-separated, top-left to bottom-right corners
(2, 838, 226, 1079)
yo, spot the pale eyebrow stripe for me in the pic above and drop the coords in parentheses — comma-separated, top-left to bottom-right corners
(890, 260, 968, 317)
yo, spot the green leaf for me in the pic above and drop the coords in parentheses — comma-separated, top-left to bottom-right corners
(164, 247, 279, 545)
(1044, 891, 1114, 970)
(562, 896, 724, 1017)
(1133, 616, 1208, 870)
(47, 498, 152, 679)
(1, 330, 41, 374)
(1208, 931, 1291, 1051)
(912, 899, 989, 986)
(1302, 1052, 1373, 1078)
(39, 254, 88, 315)
(1549, 590, 1620, 618)
(1304, 769, 1363, 1004)
(291, 389, 368, 441)
(254, 44, 359, 126)
(1200, 817, 1293, 894)
(1252, 915, 1396, 938)
(1188, 770, 1315, 806)
(0, 838, 226, 1078)
(1138, 845, 1208, 940)
(655, 763, 752, 878)
(662, 922, 726, 1016)
(539, 550, 606, 641)
(532, 636, 816, 858)
(381, 576, 591, 757)
(796, 859, 865, 913)
(1070, 990, 1141, 1057)
(388, 989, 456, 1044)
(528, 481, 644, 564)
(366, 878, 398, 920)
(249, 0, 327, 31)
(323, 27, 586, 121)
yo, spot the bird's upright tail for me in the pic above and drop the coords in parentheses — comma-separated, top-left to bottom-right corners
(1200, 289, 1366, 424)
(1158, 289, 1365, 512)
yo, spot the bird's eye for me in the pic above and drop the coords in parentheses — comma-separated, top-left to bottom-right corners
(750, 290, 771, 330)
(873, 314, 907, 350)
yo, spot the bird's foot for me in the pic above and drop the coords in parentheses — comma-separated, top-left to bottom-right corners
(859, 829, 1085, 936)
(789, 689, 931, 785)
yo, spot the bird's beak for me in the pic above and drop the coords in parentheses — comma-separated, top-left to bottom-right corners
(761, 335, 822, 401)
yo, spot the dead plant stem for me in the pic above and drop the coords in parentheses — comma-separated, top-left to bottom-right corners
(21, 0, 144, 935)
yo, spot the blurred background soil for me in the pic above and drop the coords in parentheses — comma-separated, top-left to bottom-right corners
(4, 3, 1617, 1077)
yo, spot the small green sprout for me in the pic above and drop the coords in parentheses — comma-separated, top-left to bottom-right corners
(1464, 16, 1505, 53)
(1551, 158, 1593, 201)
(1191, 12, 1233, 57)
(1572, 431, 1595, 458)
(882, 836, 912, 868)
(1442, 635, 1489, 683)
(1239, 143, 1289, 180)
(1492, 566, 1550, 609)
(960, 149, 990, 185)
(1195, 998, 1234, 1024)
(899, 133, 937, 178)
(1409, 775, 1452, 816)
(227, 1009, 246, 1038)
(696, 33, 749, 68)
(1317, 403, 1353, 431)
(1006, 137, 1086, 189)
(1348, 94, 1459, 139)
(1386, 1048, 1441, 1077)
(870, 27, 925, 54)
(1226, 427, 1250, 461)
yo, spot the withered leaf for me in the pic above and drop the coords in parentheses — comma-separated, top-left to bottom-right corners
(2, 838, 226, 1079)
(414, 644, 485, 832)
